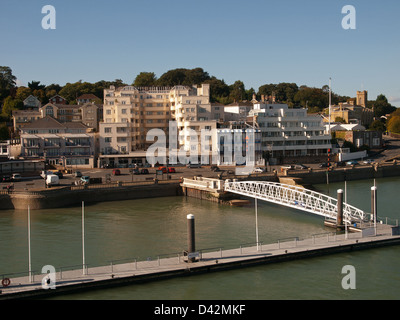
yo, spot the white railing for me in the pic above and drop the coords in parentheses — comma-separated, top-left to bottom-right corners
(182, 177, 223, 191)
(224, 181, 368, 223)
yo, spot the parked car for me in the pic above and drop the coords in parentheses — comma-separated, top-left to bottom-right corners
(187, 163, 202, 168)
(294, 164, 308, 170)
(336, 161, 346, 167)
(210, 165, 221, 172)
(362, 159, 374, 164)
(168, 167, 176, 173)
(46, 174, 59, 186)
(52, 171, 63, 179)
(281, 165, 293, 171)
(158, 166, 167, 173)
(11, 173, 22, 182)
(112, 169, 121, 175)
(40, 170, 53, 179)
(2, 175, 11, 183)
(131, 168, 140, 175)
(140, 168, 149, 174)
(80, 176, 90, 184)
(74, 171, 82, 177)
(346, 160, 358, 166)
(253, 167, 265, 173)
(319, 163, 331, 168)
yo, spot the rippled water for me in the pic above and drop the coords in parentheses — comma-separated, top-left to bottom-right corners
(1, 176, 399, 299)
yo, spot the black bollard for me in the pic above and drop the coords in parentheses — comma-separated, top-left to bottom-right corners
(187, 214, 196, 262)
(337, 189, 343, 228)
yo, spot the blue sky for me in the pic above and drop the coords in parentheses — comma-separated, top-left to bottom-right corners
(1, 0, 399, 106)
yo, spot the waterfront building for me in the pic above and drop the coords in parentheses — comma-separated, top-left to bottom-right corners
(325, 91, 374, 127)
(13, 102, 103, 134)
(23, 95, 41, 110)
(213, 122, 262, 166)
(77, 93, 101, 105)
(99, 83, 221, 167)
(223, 101, 253, 122)
(20, 116, 95, 168)
(48, 94, 67, 105)
(12, 109, 42, 132)
(254, 102, 331, 163)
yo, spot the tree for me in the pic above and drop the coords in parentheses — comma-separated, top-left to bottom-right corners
(0, 66, 17, 102)
(387, 116, 400, 134)
(0, 124, 10, 141)
(28, 81, 45, 91)
(369, 119, 386, 132)
(335, 117, 347, 123)
(293, 86, 328, 110)
(155, 68, 210, 87)
(1, 96, 23, 118)
(229, 80, 245, 102)
(133, 72, 157, 87)
(204, 77, 230, 103)
(15, 86, 33, 101)
(370, 94, 396, 117)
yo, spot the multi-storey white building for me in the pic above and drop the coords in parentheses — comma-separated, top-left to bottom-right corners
(99, 84, 223, 167)
(254, 103, 331, 163)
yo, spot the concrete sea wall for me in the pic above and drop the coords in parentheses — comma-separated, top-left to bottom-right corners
(0, 183, 183, 210)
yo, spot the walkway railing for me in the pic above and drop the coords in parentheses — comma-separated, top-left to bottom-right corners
(224, 180, 368, 223)
(2, 228, 389, 284)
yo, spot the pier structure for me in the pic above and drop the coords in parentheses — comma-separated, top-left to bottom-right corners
(181, 178, 369, 225)
(1, 223, 399, 299)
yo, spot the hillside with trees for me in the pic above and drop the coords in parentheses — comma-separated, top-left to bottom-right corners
(0, 65, 397, 139)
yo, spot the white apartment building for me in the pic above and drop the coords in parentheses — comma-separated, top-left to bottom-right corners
(254, 103, 331, 163)
(99, 84, 223, 167)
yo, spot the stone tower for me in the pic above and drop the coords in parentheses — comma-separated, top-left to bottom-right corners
(356, 90, 368, 107)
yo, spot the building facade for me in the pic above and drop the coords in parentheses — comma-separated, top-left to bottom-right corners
(20, 116, 95, 168)
(254, 103, 331, 163)
(99, 84, 221, 167)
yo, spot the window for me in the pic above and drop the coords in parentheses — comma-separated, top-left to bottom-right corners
(104, 127, 112, 133)
(105, 137, 112, 143)
(122, 109, 127, 114)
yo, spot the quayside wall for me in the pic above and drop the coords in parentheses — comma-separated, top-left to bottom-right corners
(0, 183, 182, 210)
(286, 163, 400, 185)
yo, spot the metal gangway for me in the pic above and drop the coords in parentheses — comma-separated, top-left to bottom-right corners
(224, 180, 369, 223)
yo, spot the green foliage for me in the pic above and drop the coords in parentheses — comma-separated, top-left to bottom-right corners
(368, 119, 386, 132)
(1, 96, 23, 119)
(387, 116, 400, 134)
(368, 94, 396, 117)
(334, 117, 347, 123)
(133, 72, 157, 87)
(0, 123, 10, 141)
(0, 66, 17, 103)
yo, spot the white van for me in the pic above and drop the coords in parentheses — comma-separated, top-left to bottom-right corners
(46, 174, 59, 186)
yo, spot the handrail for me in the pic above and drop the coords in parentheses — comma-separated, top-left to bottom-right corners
(224, 181, 368, 223)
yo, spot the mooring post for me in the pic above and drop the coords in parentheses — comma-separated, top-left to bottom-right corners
(187, 214, 196, 262)
(337, 189, 344, 228)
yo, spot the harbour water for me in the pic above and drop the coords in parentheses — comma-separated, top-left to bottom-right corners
(1, 176, 399, 300)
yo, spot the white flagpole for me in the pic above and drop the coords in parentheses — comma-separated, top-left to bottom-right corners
(255, 198, 259, 251)
(328, 77, 332, 136)
(28, 205, 32, 283)
(82, 201, 86, 275)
